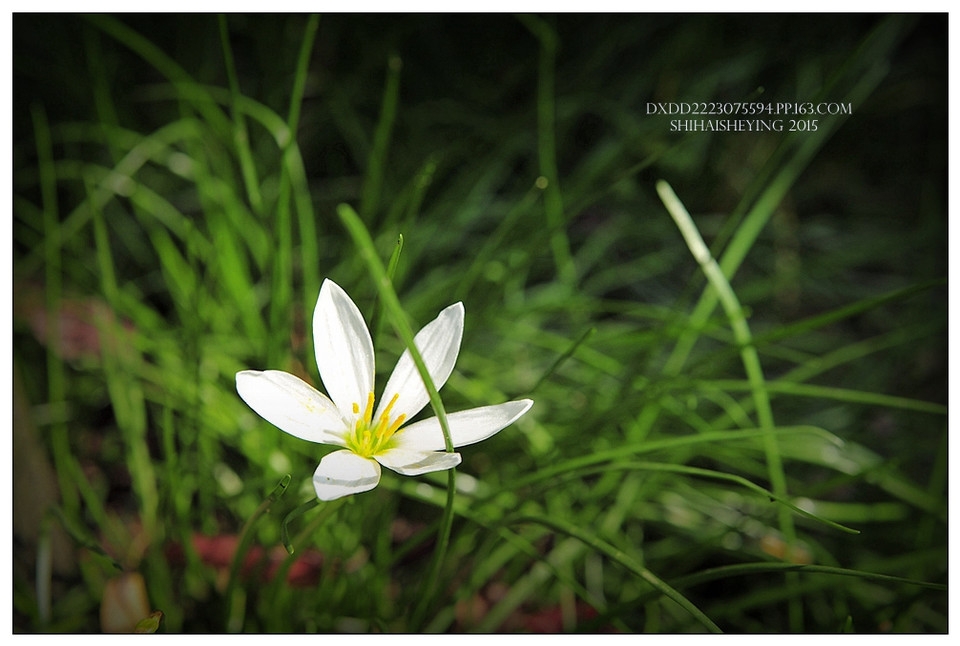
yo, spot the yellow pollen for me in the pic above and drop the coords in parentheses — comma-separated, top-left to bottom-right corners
(346, 391, 406, 458)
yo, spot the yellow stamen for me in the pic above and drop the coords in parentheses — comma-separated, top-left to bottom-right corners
(385, 413, 407, 438)
(375, 393, 401, 437)
(346, 390, 407, 458)
(380, 392, 400, 420)
(362, 391, 375, 426)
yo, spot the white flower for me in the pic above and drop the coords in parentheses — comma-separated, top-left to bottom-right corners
(236, 279, 533, 501)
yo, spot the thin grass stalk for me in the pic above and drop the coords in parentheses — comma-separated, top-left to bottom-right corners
(287, 14, 319, 133)
(456, 178, 544, 300)
(401, 156, 438, 228)
(721, 279, 944, 359)
(668, 189, 770, 389)
(85, 175, 164, 544)
(709, 17, 906, 262)
(706, 380, 947, 415)
(36, 516, 52, 627)
(83, 27, 124, 160)
(530, 326, 596, 393)
(705, 320, 943, 434)
(534, 460, 858, 535)
(507, 425, 838, 492)
(191, 83, 318, 369)
(360, 54, 402, 220)
(372, 234, 404, 346)
(224, 475, 291, 632)
(88, 202, 160, 540)
(599, 560, 944, 629)
(475, 536, 584, 632)
(280, 498, 320, 555)
(18, 120, 213, 278)
(674, 562, 947, 593)
(658, 179, 802, 626)
(218, 14, 263, 215)
(33, 106, 81, 526)
(411, 502, 612, 633)
(518, 14, 576, 287)
(916, 433, 948, 550)
(85, 15, 231, 136)
(634, 48, 894, 444)
(270, 175, 294, 367)
(158, 397, 203, 589)
(289, 15, 322, 370)
(513, 514, 723, 633)
(266, 497, 347, 627)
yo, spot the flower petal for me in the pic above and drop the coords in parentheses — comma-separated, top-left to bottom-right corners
(312, 450, 381, 500)
(375, 448, 462, 476)
(393, 399, 534, 451)
(236, 370, 348, 445)
(375, 302, 464, 423)
(313, 279, 375, 419)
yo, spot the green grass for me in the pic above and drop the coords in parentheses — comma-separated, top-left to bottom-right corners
(12, 14, 946, 633)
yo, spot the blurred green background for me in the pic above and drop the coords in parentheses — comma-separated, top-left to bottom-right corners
(12, 13, 946, 633)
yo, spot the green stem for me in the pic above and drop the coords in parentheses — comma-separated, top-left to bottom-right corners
(336, 203, 458, 627)
(336, 204, 456, 453)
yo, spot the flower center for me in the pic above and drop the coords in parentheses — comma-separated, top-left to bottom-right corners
(345, 391, 406, 458)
